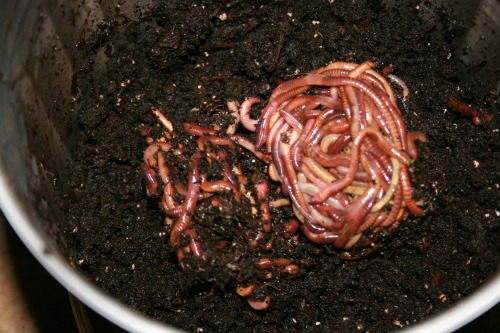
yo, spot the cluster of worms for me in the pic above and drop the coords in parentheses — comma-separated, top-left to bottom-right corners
(141, 61, 426, 310)
(243, 61, 427, 249)
(141, 104, 296, 310)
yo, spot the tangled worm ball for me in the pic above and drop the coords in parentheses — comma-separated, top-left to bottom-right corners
(244, 61, 426, 249)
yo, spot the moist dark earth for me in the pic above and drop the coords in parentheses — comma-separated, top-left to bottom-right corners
(64, 1, 499, 332)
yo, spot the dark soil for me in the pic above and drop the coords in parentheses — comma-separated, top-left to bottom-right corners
(63, 1, 499, 332)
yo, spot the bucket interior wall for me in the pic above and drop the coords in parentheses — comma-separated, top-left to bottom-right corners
(0, 0, 498, 332)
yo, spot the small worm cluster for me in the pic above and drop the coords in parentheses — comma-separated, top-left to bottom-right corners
(142, 105, 298, 310)
(141, 61, 425, 310)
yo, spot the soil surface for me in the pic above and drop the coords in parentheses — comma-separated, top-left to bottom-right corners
(63, 1, 499, 332)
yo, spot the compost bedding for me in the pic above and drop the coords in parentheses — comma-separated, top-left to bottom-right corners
(63, 1, 499, 332)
